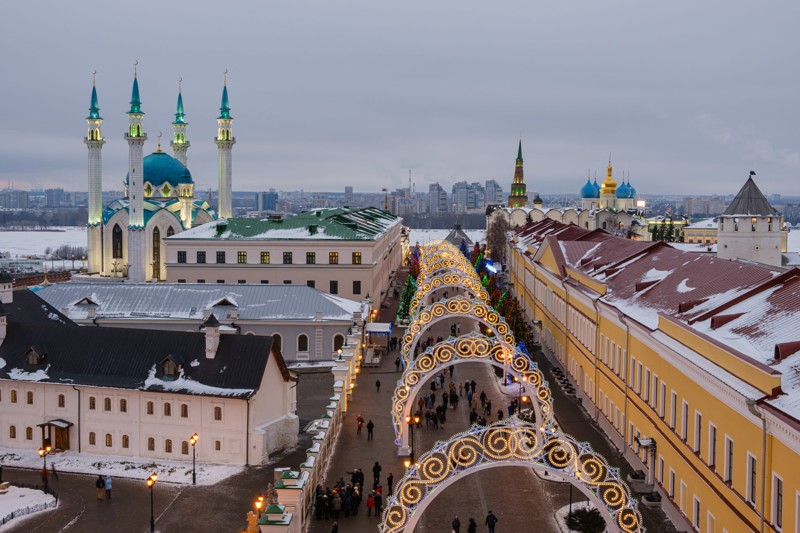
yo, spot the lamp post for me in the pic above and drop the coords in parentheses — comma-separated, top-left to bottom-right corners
(255, 495, 264, 517)
(37, 444, 52, 494)
(405, 415, 420, 463)
(190, 433, 199, 485)
(146, 473, 158, 533)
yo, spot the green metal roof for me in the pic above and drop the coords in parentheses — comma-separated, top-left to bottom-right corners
(218, 85, 231, 119)
(175, 207, 399, 241)
(129, 77, 143, 114)
(173, 91, 186, 125)
(88, 86, 101, 120)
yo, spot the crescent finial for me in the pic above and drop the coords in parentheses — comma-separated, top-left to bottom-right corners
(92, 70, 97, 86)
(178, 77, 182, 92)
(224, 69, 228, 85)
(134, 60, 138, 77)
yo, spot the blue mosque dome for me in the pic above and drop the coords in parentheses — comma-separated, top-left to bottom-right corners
(581, 178, 599, 199)
(616, 181, 630, 199)
(125, 151, 193, 188)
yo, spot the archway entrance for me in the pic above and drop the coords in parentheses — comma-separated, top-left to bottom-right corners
(381, 416, 643, 533)
(409, 271, 490, 317)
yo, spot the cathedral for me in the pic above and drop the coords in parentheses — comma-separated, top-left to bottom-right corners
(84, 68, 235, 281)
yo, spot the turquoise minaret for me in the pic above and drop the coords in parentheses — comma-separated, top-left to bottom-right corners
(85, 71, 105, 273)
(215, 71, 235, 219)
(125, 62, 147, 282)
(171, 79, 190, 167)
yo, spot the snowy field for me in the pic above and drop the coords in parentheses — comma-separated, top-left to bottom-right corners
(0, 486, 57, 530)
(0, 448, 242, 486)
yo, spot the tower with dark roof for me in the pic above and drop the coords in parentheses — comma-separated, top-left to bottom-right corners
(717, 174, 784, 267)
(507, 140, 528, 208)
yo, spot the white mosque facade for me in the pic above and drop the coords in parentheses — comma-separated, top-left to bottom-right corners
(84, 70, 235, 281)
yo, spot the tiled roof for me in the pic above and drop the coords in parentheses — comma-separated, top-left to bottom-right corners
(37, 283, 361, 322)
(0, 290, 283, 397)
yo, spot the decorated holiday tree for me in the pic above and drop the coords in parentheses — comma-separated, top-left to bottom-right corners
(397, 274, 417, 320)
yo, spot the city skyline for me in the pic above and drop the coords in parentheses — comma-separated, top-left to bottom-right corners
(2, 1, 800, 197)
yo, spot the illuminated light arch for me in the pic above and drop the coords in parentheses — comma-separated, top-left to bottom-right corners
(418, 257, 476, 283)
(401, 296, 515, 367)
(409, 271, 490, 318)
(418, 241, 457, 261)
(380, 417, 644, 533)
(391, 332, 554, 451)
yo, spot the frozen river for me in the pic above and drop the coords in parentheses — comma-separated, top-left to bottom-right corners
(0, 227, 87, 258)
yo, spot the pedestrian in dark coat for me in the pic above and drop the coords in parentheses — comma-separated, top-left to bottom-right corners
(372, 462, 382, 485)
(452, 515, 461, 533)
(376, 379, 381, 392)
(373, 492, 383, 516)
(387, 473, 394, 496)
(467, 517, 477, 533)
(366, 420, 375, 440)
(485, 510, 499, 533)
(95, 475, 104, 500)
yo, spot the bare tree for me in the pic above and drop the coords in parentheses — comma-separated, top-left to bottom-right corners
(486, 215, 511, 265)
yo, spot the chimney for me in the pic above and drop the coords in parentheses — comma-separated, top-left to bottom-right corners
(204, 313, 221, 359)
(0, 271, 12, 305)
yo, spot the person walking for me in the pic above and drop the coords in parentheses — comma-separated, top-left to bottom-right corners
(485, 510, 498, 533)
(467, 517, 477, 533)
(372, 462, 382, 486)
(386, 473, 394, 496)
(366, 493, 375, 517)
(331, 522, 339, 533)
(452, 515, 461, 533)
(95, 475, 104, 501)
(375, 379, 381, 392)
(395, 357, 401, 371)
(104, 475, 112, 500)
(366, 419, 375, 440)
(357, 414, 364, 435)
(373, 491, 383, 517)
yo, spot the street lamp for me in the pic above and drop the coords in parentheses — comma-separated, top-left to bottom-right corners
(337, 348, 343, 361)
(146, 473, 158, 533)
(37, 444, 52, 494)
(405, 414, 420, 463)
(190, 433, 199, 485)
(255, 495, 264, 517)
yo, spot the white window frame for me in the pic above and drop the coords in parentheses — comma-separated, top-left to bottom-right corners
(746, 452, 757, 504)
(693, 496, 701, 529)
(670, 391, 677, 429)
(724, 435, 734, 483)
(660, 381, 667, 418)
(669, 468, 676, 498)
(694, 410, 703, 453)
(708, 423, 717, 469)
(771, 472, 783, 530)
(682, 400, 689, 440)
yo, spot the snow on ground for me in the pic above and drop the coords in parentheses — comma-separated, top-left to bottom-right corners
(0, 486, 57, 530)
(0, 448, 242, 486)
(288, 361, 337, 370)
(554, 501, 603, 533)
(0, 227, 86, 258)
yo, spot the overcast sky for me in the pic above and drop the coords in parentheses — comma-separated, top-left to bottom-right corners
(2, 1, 799, 197)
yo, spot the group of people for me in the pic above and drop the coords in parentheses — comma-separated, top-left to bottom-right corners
(94, 474, 113, 501)
(451, 511, 499, 533)
(355, 414, 375, 440)
(314, 463, 395, 524)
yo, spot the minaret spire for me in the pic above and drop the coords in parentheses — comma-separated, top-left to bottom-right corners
(125, 61, 147, 282)
(85, 71, 105, 273)
(171, 77, 190, 167)
(507, 139, 528, 208)
(215, 70, 235, 219)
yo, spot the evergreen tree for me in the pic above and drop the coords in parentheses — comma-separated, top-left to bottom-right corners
(397, 275, 417, 320)
(459, 240, 469, 257)
(409, 255, 420, 280)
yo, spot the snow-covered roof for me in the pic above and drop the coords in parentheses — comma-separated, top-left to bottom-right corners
(684, 217, 718, 230)
(38, 283, 361, 322)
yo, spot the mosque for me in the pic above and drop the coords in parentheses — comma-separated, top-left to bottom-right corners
(84, 67, 235, 281)
(490, 143, 649, 239)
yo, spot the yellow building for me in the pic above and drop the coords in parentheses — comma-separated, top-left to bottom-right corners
(508, 218, 800, 533)
(683, 217, 719, 245)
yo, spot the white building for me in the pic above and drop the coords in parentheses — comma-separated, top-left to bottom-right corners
(164, 207, 405, 303)
(0, 281, 297, 466)
(37, 283, 366, 363)
(84, 69, 234, 282)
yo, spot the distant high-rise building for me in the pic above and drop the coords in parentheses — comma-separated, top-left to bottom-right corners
(0, 188, 29, 209)
(507, 141, 528, 208)
(258, 190, 278, 211)
(428, 183, 448, 215)
(45, 188, 67, 207)
(485, 180, 503, 204)
(452, 181, 469, 212)
(344, 186, 353, 205)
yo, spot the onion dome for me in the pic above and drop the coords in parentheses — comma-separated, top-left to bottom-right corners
(616, 181, 630, 199)
(125, 152, 192, 188)
(627, 180, 636, 198)
(593, 179, 601, 196)
(581, 178, 599, 199)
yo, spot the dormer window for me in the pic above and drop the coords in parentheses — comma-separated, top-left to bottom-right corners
(159, 355, 183, 382)
(24, 345, 47, 366)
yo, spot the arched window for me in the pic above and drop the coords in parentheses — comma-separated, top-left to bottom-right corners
(147, 401, 154, 415)
(26, 427, 33, 440)
(164, 403, 171, 416)
(148, 437, 155, 451)
(105, 433, 112, 447)
(9, 426, 16, 439)
(165, 439, 173, 453)
(89, 396, 96, 410)
(27, 391, 33, 405)
(181, 404, 188, 418)
(10, 390, 16, 403)
(112, 224, 124, 259)
(333, 334, 345, 352)
(122, 435, 130, 448)
(89, 432, 96, 445)
(152, 227, 161, 280)
(58, 394, 65, 408)
(298, 334, 309, 352)
(214, 406, 223, 421)
(167, 226, 175, 237)
(104, 398, 111, 411)
(272, 333, 282, 352)
(120, 399, 127, 413)
(182, 441, 189, 455)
